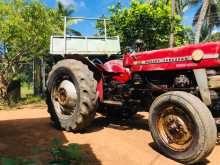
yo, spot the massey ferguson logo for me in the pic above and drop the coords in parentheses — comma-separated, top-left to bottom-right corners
(133, 54, 219, 65)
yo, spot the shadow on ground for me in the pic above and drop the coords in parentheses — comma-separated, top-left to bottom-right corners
(88, 112, 220, 165)
(0, 117, 101, 164)
(0, 111, 219, 165)
(86, 113, 149, 133)
(148, 142, 210, 165)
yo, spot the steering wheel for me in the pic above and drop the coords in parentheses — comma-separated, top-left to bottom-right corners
(92, 58, 103, 65)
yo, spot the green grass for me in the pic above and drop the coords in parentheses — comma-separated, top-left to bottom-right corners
(0, 138, 82, 165)
(21, 83, 33, 98)
(20, 83, 44, 105)
(0, 83, 44, 110)
(20, 95, 44, 105)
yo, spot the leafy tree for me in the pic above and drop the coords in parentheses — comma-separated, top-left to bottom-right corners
(150, 0, 220, 43)
(97, 0, 190, 52)
(148, 0, 190, 15)
(0, 0, 63, 103)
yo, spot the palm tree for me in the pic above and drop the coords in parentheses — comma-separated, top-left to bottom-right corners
(193, 0, 220, 43)
(148, 0, 192, 47)
(194, 0, 209, 43)
(149, 0, 220, 43)
(57, 1, 81, 36)
(57, 1, 75, 17)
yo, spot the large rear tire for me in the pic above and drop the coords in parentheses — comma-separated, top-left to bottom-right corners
(46, 59, 98, 131)
(149, 91, 217, 164)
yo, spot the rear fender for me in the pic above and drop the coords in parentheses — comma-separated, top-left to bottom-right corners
(103, 60, 132, 83)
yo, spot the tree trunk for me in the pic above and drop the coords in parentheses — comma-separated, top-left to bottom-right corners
(194, 0, 209, 44)
(41, 58, 46, 93)
(0, 74, 9, 104)
(7, 80, 21, 104)
(33, 57, 42, 96)
(169, 0, 175, 48)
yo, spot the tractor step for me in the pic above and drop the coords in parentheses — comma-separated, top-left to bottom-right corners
(103, 100, 123, 106)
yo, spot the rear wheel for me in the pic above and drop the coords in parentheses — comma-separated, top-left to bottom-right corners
(149, 91, 217, 164)
(46, 59, 98, 131)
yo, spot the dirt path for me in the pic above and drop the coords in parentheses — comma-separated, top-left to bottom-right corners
(0, 104, 219, 165)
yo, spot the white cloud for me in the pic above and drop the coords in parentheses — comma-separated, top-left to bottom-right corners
(59, 0, 86, 9)
(59, 0, 75, 7)
(212, 26, 220, 34)
(79, 0, 86, 8)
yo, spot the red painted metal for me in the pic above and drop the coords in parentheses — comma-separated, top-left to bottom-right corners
(124, 42, 220, 71)
(102, 60, 132, 83)
(103, 60, 126, 72)
(97, 79, 104, 102)
(96, 60, 131, 101)
(96, 42, 220, 100)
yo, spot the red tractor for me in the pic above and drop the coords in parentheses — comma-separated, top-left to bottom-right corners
(46, 17, 219, 164)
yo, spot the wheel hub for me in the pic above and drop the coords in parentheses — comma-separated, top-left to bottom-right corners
(164, 115, 192, 145)
(157, 106, 193, 151)
(55, 80, 78, 110)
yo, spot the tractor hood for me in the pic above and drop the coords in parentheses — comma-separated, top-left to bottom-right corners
(124, 42, 220, 71)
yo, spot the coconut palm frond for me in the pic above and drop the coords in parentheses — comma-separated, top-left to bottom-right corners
(192, 5, 202, 26)
(57, 1, 75, 16)
(200, 22, 210, 41)
(56, 1, 80, 36)
(193, 1, 220, 29)
(67, 29, 82, 36)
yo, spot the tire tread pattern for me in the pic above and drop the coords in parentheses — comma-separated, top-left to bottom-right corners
(149, 91, 217, 164)
(46, 59, 98, 131)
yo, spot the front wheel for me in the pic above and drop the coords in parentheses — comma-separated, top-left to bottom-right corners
(149, 91, 217, 164)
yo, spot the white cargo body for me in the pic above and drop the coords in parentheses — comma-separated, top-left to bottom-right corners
(50, 36, 121, 56)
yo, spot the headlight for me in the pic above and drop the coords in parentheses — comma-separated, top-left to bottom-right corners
(192, 49, 204, 62)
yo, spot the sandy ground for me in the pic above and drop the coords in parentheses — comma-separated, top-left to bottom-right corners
(0, 103, 219, 165)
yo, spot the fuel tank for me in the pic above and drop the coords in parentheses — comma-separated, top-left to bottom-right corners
(102, 59, 131, 83)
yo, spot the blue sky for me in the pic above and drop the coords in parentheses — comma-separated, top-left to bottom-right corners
(42, 0, 130, 35)
(41, 0, 215, 36)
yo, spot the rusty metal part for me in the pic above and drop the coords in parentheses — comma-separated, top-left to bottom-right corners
(156, 106, 193, 151)
(52, 79, 78, 115)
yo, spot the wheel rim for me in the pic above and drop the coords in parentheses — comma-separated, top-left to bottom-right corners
(156, 105, 194, 152)
(52, 76, 78, 117)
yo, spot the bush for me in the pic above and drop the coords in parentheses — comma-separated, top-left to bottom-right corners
(0, 138, 82, 165)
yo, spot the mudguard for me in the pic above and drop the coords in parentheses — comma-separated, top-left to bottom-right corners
(102, 59, 132, 84)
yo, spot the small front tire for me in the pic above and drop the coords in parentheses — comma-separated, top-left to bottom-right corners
(149, 91, 217, 164)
